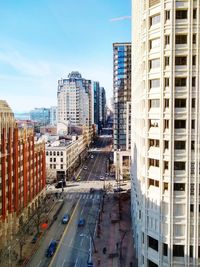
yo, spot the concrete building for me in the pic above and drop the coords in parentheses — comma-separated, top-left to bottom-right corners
(113, 42, 131, 180)
(30, 107, 50, 126)
(46, 135, 86, 181)
(57, 71, 90, 127)
(100, 87, 107, 128)
(131, 1, 200, 266)
(0, 100, 46, 248)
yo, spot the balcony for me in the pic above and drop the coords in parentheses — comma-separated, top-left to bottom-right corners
(148, 166, 160, 180)
(148, 147, 160, 159)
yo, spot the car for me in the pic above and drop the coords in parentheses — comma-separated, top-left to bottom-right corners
(90, 155, 94, 159)
(55, 180, 66, 188)
(77, 176, 81, 181)
(62, 214, 70, 224)
(45, 240, 57, 257)
(78, 218, 85, 227)
(83, 166, 88, 170)
(113, 187, 126, 193)
(99, 176, 104, 181)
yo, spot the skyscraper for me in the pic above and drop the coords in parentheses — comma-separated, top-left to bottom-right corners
(30, 107, 50, 126)
(57, 71, 90, 127)
(131, 1, 200, 266)
(113, 42, 131, 179)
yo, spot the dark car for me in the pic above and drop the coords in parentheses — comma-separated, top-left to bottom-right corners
(46, 240, 57, 257)
(55, 181, 66, 188)
(78, 218, 85, 227)
(90, 188, 95, 193)
(62, 214, 70, 224)
(113, 187, 126, 193)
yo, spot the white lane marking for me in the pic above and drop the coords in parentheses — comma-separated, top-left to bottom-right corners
(80, 207, 84, 215)
(37, 260, 42, 267)
(90, 195, 93, 199)
(80, 238, 84, 247)
(61, 259, 66, 267)
(75, 257, 79, 267)
(83, 194, 86, 199)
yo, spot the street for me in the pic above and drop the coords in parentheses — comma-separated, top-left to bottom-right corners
(27, 135, 113, 267)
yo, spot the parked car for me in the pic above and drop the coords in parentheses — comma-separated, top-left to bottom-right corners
(90, 155, 94, 159)
(62, 214, 70, 224)
(99, 176, 104, 181)
(113, 187, 126, 193)
(90, 188, 95, 193)
(45, 240, 57, 257)
(55, 180, 66, 188)
(83, 166, 88, 170)
(78, 218, 85, 227)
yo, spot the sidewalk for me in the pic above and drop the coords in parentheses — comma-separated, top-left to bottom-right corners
(93, 192, 137, 267)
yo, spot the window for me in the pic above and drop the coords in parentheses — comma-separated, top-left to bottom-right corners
(150, 99, 160, 108)
(164, 140, 169, 149)
(190, 184, 194, 195)
(148, 236, 158, 251)
(174, 141, 185, 150)
(164, 120, 169, 129)
(192, 56, 196, 66)
(149, 119, 159, 127)
(150, 14, 160, 26)
(53, 151, 56, 156)
(163, 243, 168, 256)
(174, 183, 185, 191)
(190, 246, 193, 258)
(192, 98, 195, 108)
(165, 99, 169, 108)
(165, 35, 170, 45)
(165, 10, 170, 21)
(193, 34, 196, 44)
(174, 162, 185, 170)
(150, 79, 160, 88)
(175, 56, 187, 65)
(175, 78, 186, 87)
(192, 120, 195, 129)
(164, 161, 169, 170)
(191, 141, 195, 150)
(149, 159, 159, 167)
(50, 158, 52, 162)
(149, 58, 160, 69)
(150, 38, 160, 49)
(175, 120, 186, 129)
(165, 57, 170, 66)
(165, 78, 169, 87)
(175, 99, 186, 108)
(53, 158, 56, 162)
(192, 77, 196, 87)
(149, 139, 159, 147)
(148, 260, 158, 267)
(190, 204, 194, 212)
(46, 151, 48, 156)
(61, 158, 63, 162)
(175, 35, 187, 44)
(176, 10, 187, 20)
(193, 9, 197, 19)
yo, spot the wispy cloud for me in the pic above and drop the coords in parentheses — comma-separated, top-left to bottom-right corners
(109, 16, 131, 22)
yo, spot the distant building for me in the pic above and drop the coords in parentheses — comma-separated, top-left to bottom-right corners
(0, 100, 46, 248)
(113, 42, 131, 180)
(30, 107, 50, 126)
(50, 106, 57, 125)
(57, 72, 90, 127)
(100, 87, 106, 127)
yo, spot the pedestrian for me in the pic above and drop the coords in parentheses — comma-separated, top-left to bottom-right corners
(116, 242, 119, 250)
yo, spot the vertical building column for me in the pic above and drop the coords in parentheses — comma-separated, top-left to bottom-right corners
(1, 128, 6, 219)
(23, 140, 28, 207)
(8, 128, 12, 213)
(31, 135, 35, 198)
(13, 128, 19, 213)
(42, 148, 46, 188)
(35, 151, 38, 195)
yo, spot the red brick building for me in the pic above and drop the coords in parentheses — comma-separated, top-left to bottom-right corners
(0, 100, 46, 246)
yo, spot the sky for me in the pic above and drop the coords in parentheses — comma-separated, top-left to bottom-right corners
(0, 0, 131, 112)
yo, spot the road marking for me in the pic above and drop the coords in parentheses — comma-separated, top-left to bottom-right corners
(80, 238, 84, 247)
(49, 198, 81, 267)
(75, 257, 79, 267)
(36, 260, 42, 267)
(83, 194, 86, 199)
(61, 259, 66, 267)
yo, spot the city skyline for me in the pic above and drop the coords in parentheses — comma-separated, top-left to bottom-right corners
(0, 0, 131, 112)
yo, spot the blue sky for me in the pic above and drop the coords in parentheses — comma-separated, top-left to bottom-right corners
(0, 0, 131, 112)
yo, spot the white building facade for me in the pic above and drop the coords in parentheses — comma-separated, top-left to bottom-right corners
(131, 1, 200, 267)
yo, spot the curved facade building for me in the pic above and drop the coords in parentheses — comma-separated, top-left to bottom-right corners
(131, 1, 200, 266)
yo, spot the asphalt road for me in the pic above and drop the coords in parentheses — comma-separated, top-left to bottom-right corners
(26, 136, 112, 267)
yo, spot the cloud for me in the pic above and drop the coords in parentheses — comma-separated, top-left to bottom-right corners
(109, 16, 131, 22)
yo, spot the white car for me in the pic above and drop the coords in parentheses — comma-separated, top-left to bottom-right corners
(83, 166, 88, 170)
(99, 176, 104, 181)
(90, 155, 94, 159)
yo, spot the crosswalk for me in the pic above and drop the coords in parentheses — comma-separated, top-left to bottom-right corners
(63, 192, 100, 201)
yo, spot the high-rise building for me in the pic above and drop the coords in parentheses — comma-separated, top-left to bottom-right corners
(57, 72, 90, 127)
(113, 42, 131, 180)
(100, 87, 106, 127)
(0, 100, 46, 247)
(50, 106, 57, 126)
(30, 107, 50, 126)
(131, 1, 200, 266)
